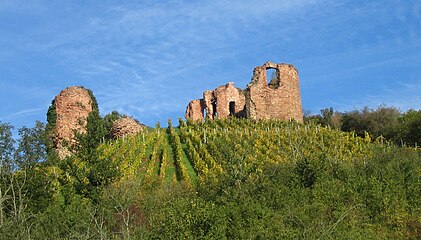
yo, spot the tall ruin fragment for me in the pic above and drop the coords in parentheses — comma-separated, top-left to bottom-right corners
(185, 62, 303, 123)
(47, 86, 94, 159)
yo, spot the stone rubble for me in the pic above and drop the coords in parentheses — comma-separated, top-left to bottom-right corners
(111, 117, 145, 139)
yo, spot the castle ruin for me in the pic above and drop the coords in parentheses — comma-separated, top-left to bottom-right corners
(49, 86, 94, 159)
(185, 62, 303, 123)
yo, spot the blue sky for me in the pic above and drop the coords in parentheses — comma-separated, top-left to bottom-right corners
(1, 0, 420, 130)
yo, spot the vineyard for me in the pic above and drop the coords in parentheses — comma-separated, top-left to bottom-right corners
(97, 118, 375, 188)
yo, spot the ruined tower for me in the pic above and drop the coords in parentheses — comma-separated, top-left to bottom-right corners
(245, 62, 303, 122)
(47, 86, 94, 159)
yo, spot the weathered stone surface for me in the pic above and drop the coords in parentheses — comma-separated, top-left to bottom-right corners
(185, 99, 205, 121)
(112, 117, 145, 139)
(203, 82, 246, 120)
(245, 62, 303, 122)
(52, 86, 94, 159)
(185, 62, 303, 123)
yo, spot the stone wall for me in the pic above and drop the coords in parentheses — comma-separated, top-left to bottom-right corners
(245, 62, 303, 122)
(185, 82, 245, 121)
(185, 62, 303, 123)
(203, 82, 245, 120)
(52, 86, 94, 159)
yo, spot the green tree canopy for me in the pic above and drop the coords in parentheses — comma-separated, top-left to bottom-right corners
(0, 122, 15, 173)
(14, 121, 46, 169)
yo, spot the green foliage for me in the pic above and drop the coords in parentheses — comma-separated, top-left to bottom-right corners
(341, 106, 400, 139)
(2, 117, 421, 238)
(69, 109, 118, 201)
(295, 158, 317, 188)
(389, 109, 421, 147)
(0, 122, 15, 173)
(45, 100, 56, 133)
(103, 110, 127, 139)
(45, 100, 57, 154)
(14, 121, 46, 169)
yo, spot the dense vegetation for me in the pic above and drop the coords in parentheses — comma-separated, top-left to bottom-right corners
(305, 106, 421, 147)
(0, 106, 421, 239)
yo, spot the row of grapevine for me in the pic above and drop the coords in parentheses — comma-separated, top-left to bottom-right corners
(98, 122, 199, 185)
(145, 128, 164, 181)
(168, 120, 191, 182)
(180, 126, 223, 178)
(184, 137, 208, 176)
(97, 131, 152, 178)
(159, 133, 169, 181)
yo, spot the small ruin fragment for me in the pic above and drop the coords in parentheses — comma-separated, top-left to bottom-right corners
(185, 62, 303, 122)
(111, 117, 145, 139)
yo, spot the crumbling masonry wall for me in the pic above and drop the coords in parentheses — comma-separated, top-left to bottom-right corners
(48, 86, 148, 158)
(245, 62, 303, 122)
(185, 82, 245, 121)
(203, 82, 245, 120)
(185, 62, 303, 123)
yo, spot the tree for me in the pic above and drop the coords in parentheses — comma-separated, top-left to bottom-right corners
(341, 106, 400, 139)
(0, 122, 15, 225)
(14, 121, 46, 169)
(389, 110, 421, 147)
(303, 108, 341, 129)
(66, 109, 121, 201)
(103, 111, 126, 139)
(0, 122, 15, 173)
(319, 107, 342, 129)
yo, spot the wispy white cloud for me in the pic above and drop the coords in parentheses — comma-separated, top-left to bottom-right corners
(1, 108, 44, 120)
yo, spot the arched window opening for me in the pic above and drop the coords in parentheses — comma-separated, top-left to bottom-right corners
(267, 68, 280, 89)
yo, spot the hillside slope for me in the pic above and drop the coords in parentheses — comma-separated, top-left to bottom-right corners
(91, 118, 421, 239)
(2, 118, 421, 239)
